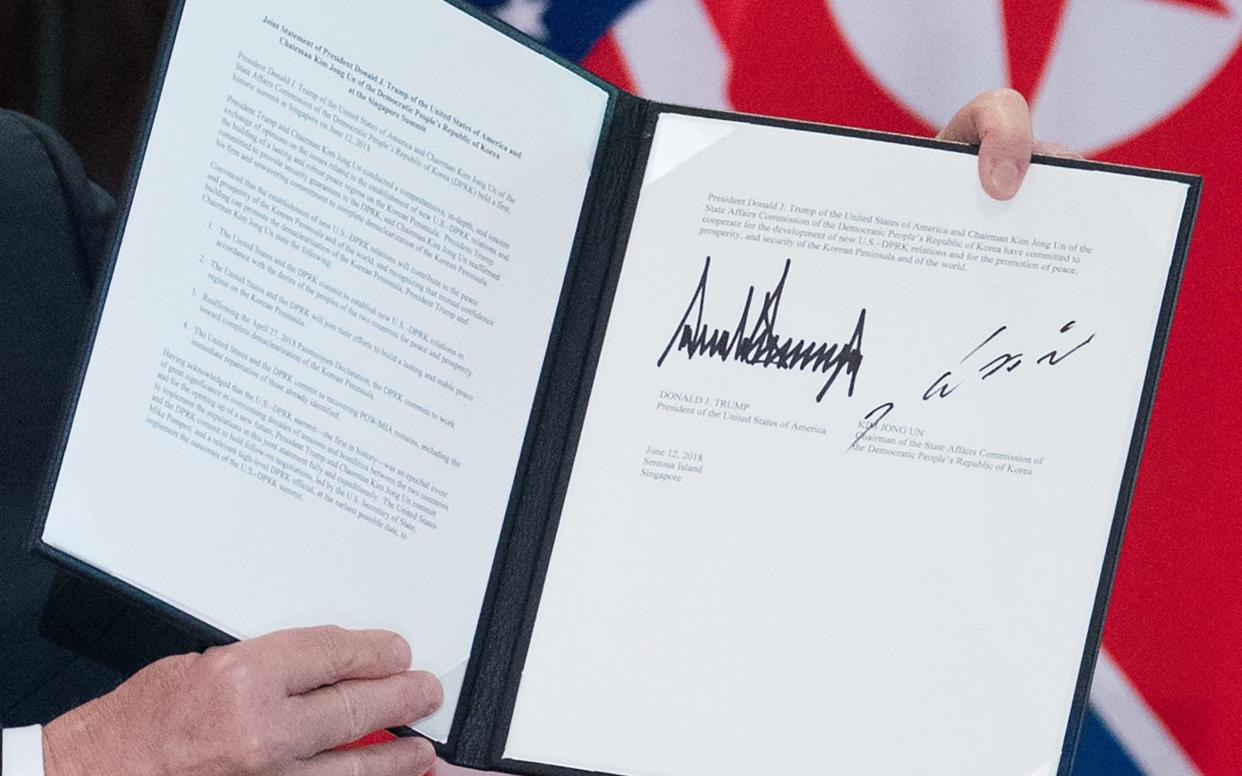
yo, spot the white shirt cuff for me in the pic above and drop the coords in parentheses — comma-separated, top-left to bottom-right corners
(1, 726, 44, 776)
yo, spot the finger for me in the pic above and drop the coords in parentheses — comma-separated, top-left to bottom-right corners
(293, 736, 438, 776)
(245, 626, 412, 694)
(290, 671, 444, 756)
(1034, 139, 1085, 160)
(937, 88, 1034, 201)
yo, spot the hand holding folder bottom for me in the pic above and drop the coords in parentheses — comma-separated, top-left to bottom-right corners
(40, 627, 441, 776)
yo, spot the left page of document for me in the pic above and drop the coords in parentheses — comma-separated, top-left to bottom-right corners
(40, 0, 608, 740)
(503, 112, 1189, 774)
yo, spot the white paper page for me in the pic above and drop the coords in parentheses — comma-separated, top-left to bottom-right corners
(504, 113, 1188, 775)
(41, 0, 607, 740)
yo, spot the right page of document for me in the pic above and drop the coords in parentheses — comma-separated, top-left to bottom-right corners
(504, 112, 1190, 776)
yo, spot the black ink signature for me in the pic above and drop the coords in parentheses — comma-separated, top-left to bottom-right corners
(925, 320, 1096, 398)
(657, 256, 866, 402)
(850, 320, 1096, 450)
(849, 402, 895, 450)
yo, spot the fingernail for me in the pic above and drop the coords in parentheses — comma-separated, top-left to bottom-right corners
(989, 161, 1021, 200)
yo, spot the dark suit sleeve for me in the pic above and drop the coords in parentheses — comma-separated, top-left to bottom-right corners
(0, 108, 114, 501)
(0, 110, 205, 730)
(0, 110, 115, 727)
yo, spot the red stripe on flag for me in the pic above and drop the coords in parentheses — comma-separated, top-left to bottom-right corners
(1101, 41, 1242, 775)
(1156, 0, 1231, 15)
(1000, 0, 1070, 100)
(697, 0, 932, 135)
(581, 32, 638, 93)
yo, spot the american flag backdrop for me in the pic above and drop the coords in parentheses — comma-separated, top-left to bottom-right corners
(446, 2, 1242, 774)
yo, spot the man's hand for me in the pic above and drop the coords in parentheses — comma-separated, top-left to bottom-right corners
(937, 88, 1080, 201)
(41, 626, 443, 776)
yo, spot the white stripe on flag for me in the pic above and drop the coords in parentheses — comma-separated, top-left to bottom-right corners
(1091, 648, 1202, 776)
(611, 0, 732, 110)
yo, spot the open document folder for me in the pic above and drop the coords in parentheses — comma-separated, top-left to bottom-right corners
(34, 0, 1199, 774)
